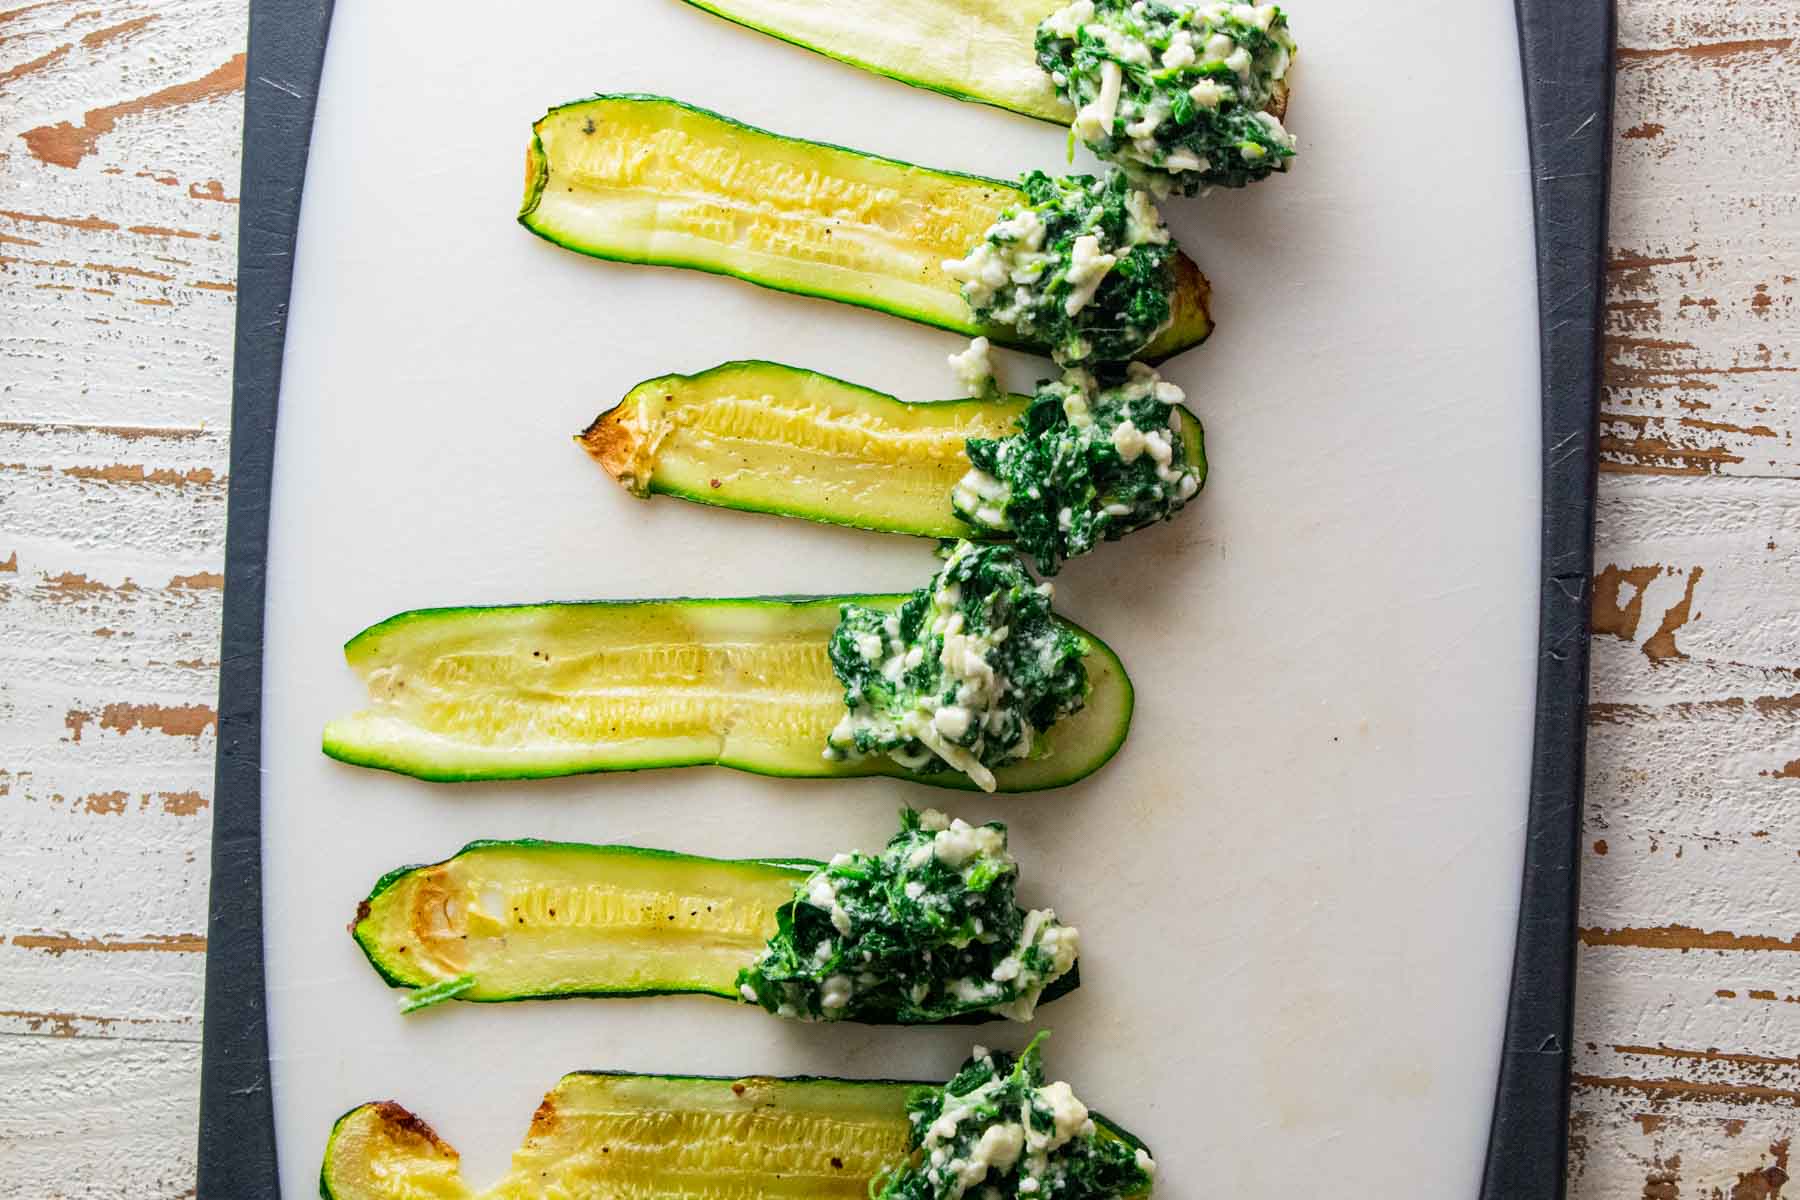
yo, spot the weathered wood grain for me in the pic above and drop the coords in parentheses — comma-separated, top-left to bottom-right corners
(1604, 2, 1799, 481)
(0, 1, 238, 1177)
(1, 1, 1795, 1197)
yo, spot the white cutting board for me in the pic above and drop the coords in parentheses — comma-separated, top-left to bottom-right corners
(261, 1, 1540, 1194)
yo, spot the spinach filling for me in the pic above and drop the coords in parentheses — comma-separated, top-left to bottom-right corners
(735, 809, 1079, 1024)
(954, 364, 1203, 576)
(1037, 0, 1297, 195)
(824, 541, 1088, 792)
(874, 1034, 1157, 1200)
(943, 170, 1174, 367)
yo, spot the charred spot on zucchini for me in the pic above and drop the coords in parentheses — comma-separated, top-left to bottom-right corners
(956, 363, 1205, 575)
(322, 588, 1131, 792)
(739, 808, 1079, 1023)
(875, 1034, 1156, 1200)
(519, 94, 1211, 363)
(826, 543, 1086, 792)
(1037, 0, 1297, 195)
(320, 1059, 1153, 1200)
(353, 815, 1079, 1024)
(944, 169, 1176, 367)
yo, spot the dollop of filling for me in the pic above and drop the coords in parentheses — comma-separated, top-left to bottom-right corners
(736, 808, 1080, 1024)
(954, 363, 1203, 575)
(943, 170, 1174, 367)
(873, 1035, 1156, 1200)
(824, 541, 1087, 792)
(1037, 0, 1297, 195)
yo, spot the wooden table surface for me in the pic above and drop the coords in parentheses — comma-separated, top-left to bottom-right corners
(2, 1, 1794, 1195)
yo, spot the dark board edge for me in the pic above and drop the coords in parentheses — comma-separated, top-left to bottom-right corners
(196, 2, 335, 1197)
(1481, 3, 1615, 1198)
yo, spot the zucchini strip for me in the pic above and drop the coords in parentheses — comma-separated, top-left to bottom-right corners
(322, 595, 1132, 791)
(321, 1073, 1152, 1200)
(679, 0, 1070, 122)
(354, 836, 1078, 1018)
(354, 841, 809, 1005)
(518, 94, 1211, 363)
(580, 359, 1204, 541)
(675, 0, 1289, 125)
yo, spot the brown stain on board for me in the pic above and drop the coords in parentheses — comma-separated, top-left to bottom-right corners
(1621, 122, 1666, 140)
(98, 702, 216, 739)
(8, 931, 206, 954)
(62, 464, 217, 486)
(1591, 564, 1705, 661)
(63, 702, 215, 741)
(1644, 1153, 1681, 1200)
(0, 209, 119, 232)
(0, 2, 68, 26)
(190, 278, 235, 292)
(20, 52, 246, 168)
(1762, 759, 1800, 780)
(0, 1007, 158, 1037)
(1593, 564, 1662, 640)
(77, 14, 152, 49)
(167, 570, 222, 589)
(1579, 925, 1800, 953)
(0, 419, 209, 442)
(158, 789, 207, 815)
(85, 261, 174, 282)
(1732, 1142, 1791, 1200)
(1635, 1113, 1667, 1135)
(1614, 1045, 1800, 1071)
(1615, 37, 1794, 63)
(39, 571, 139, 601)
(0, 41, 69, 87)
(1643, 568, 1704, 663)
(1575, 1074, 1800, 1107)
(1587, 694, 1800, 726)
(187, 179, 236, 204)
(127, 224, 219, 241)
(81, 789, 125, 815)
(0, 552, 15, 572)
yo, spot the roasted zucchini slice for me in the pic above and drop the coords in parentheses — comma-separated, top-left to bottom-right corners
(352, 836, 1080, 1018)
(675, 0, 1290, 129)
(679, 0, 1070, 122)
(580, 359, 1204, 542)
(320, 1067, 1154, 1200)
(321, 595, 1131, 791)
(518, 95, 1211, 362)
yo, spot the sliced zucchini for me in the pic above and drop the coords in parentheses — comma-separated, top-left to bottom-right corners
(320, 1071, 1152, 1200)
(518, 95, 1211, 362)
(354, 840, 809, 1004)
(355, 833, 1079, 1018)
(675, 1, 1291, 128)
(580, 359, 1204, 542)
(679, 0, 1069, 122)
(321, 596, 1131, 791)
